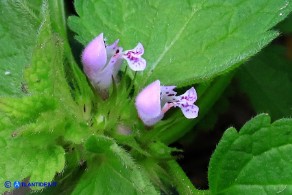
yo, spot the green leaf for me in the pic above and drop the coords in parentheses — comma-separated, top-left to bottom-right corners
(208, 114, 292, 194)
(236, 45, 292, 120)
(69, 0, 292, 87)
(0, 3, 81, 193)
(0, 138, 65, 192)
(0, 99, 66, 193)
(24, 8, 72, 102)
(0, 0, 42, 96)
(0, 96, 55, 128)
(72, 136, 158, 195)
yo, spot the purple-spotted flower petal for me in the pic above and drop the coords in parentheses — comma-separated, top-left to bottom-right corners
(122, 43, 146, 71)
(135, 80, 199, 126)
(165, 87, 198, 119)
(81, 33, 146, 93)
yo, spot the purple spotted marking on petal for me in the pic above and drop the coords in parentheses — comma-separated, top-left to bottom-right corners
(124, 57, 146, 71)
(160, 85, 177, 106)
(125, 42, 144, 56)
(123, 43, 146, 71)
(169, 87, 198, 118)
(184, 87, 197, 103)
(161, 86, 177, 97)
(175, 87, 197, 104)
(180, 104, 199, 119)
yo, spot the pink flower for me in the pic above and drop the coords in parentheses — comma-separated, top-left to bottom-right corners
(135, 80, 199, 126)
(81, 33, 146, 91)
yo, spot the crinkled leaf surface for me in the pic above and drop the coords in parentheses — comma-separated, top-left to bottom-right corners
(237, 45, 292, 120)
(72, 136, 158, 195)
(0, 3, 80, 193)
(0, 139, 65, 192)
(0, 101, 65, 192)
(0, 0, 42, 96)
(69, 0, 292, 87)
(209, 114, 292, 194)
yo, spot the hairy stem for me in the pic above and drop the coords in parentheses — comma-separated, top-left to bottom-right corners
(166, 160, 210, 195)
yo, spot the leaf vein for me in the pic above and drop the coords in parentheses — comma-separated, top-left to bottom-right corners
(145, 7, 199, 82)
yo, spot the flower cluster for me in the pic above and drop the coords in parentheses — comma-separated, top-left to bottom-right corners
(82, 33, 146, 92)
(81, 33, 199, 126)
